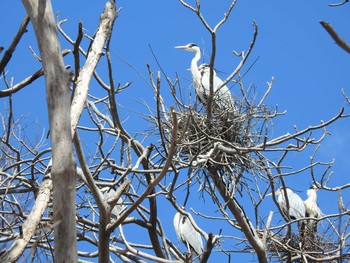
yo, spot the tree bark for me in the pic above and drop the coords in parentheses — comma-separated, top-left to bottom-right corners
(21, 0, 78, 262)
(70, 1, 117, 134)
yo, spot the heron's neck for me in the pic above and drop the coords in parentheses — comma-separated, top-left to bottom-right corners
(307, 190, 317, 202)
(190, 50, 201, 81)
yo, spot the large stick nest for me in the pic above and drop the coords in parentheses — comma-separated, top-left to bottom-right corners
(155, 94, 271, 181)
(266, 231, 341, 262)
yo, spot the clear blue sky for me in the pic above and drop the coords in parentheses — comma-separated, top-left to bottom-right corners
(1, 1, 350, 262)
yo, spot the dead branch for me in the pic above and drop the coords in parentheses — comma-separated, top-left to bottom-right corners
(320, 21, 350, 54)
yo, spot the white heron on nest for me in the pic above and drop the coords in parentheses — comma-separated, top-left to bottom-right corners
(175, 43, 235, 113)
(304, 184, 322, 237)
(267, 187, 305, 225)
(173, 211, 204, 259)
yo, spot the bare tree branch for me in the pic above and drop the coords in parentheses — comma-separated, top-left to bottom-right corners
(109, 109, 178, 232)
(0, 176, 52, 262)
(0, 50, 70, 98)
(70, 1, 118, 134)
(320, 21, 350, 54)
(208, 167, 268, 263)
(329, 0, 349, 6)
(0, 15, 30, 73)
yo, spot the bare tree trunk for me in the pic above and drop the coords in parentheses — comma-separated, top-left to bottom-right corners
(21, 0, 77, 262)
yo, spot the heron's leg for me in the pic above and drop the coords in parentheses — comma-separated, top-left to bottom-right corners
(300, 220, 306, 247)
(184, 241, 193, 262)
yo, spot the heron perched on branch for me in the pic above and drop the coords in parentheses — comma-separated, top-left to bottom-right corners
(175, 43, 235, 113)
(304, 184, 322, 238)
(173, 211, 204, 260)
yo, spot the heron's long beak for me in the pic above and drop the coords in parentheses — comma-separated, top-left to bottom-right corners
(266, 190, 279, 197)
(174, 45, 188, 50)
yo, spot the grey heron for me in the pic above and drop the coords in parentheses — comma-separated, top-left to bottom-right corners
(102, 187, 126, 218)
(198, 63, 236, 109)
(173, 211, 204, 259)
(304, 185, 322, 237)
(267, 187, 305, 222)
(175, 44, 235, 113)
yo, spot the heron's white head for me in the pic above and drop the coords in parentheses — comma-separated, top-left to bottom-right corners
(306, 184, 318, 197)
(198, 63, 218, 76)
(266, 187, 291, 197)
(198, 63, 209, 72)
(175, 43, 200, 54)
(310, 184, 318, 190)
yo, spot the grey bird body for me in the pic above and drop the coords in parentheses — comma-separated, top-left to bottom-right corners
(173, 212, 204, 258)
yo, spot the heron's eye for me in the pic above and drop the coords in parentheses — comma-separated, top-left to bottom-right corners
(181, 216, 187, 224)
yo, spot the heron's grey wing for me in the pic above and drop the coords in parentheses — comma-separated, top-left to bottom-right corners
(111, 202, 125, 218)
(179, 215, 204, 256)
(288, 193, 305, 219)
(173, 212, 182, 241)
(102, 188, 125, 218)
(197, 72, 210, 104)
(277, 194, 287, 216)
